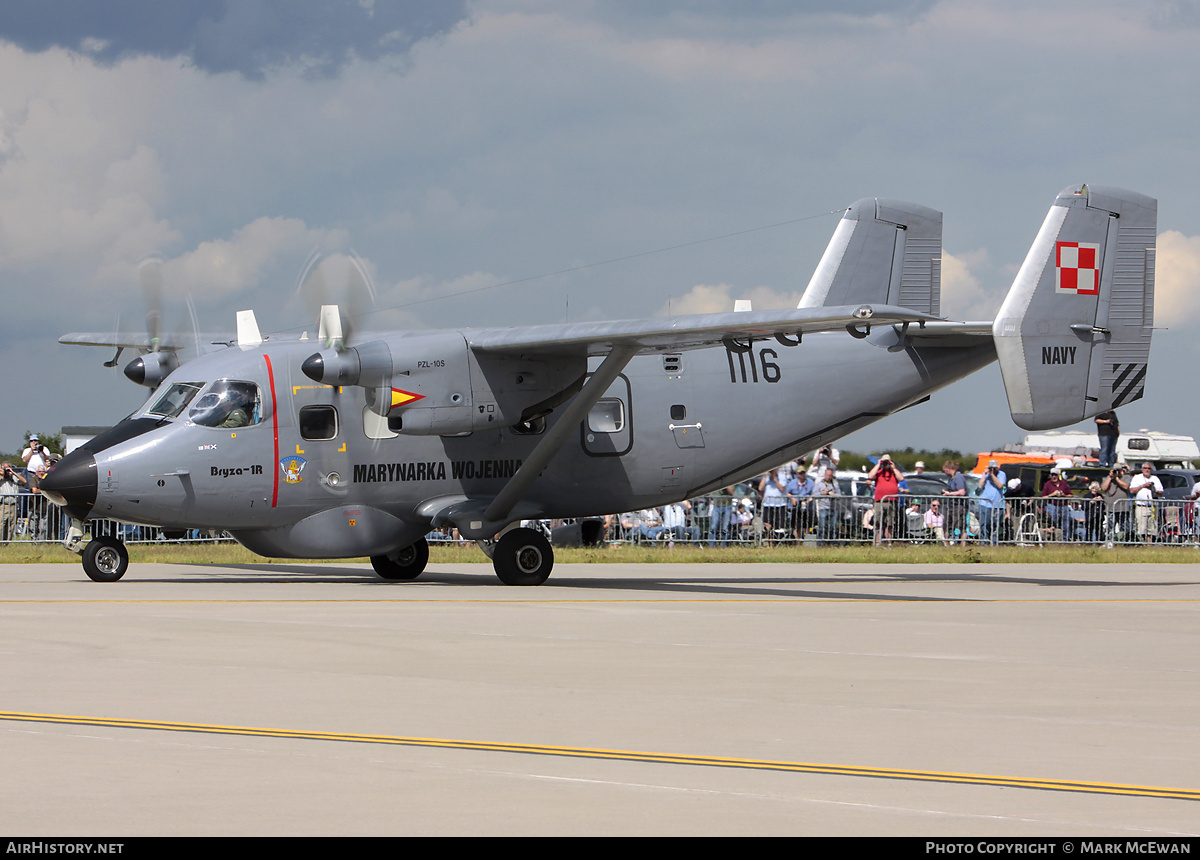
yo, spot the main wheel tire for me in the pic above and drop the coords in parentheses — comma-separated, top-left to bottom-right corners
(371, 538, 429, 581)
(493, 527, 553, 586)
(82, 537, 129, 582)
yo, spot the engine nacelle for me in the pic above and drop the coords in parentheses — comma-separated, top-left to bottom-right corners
(301, 339, 392, 388)
(124, 351, 180, 388)
(302, 332, 586, 435)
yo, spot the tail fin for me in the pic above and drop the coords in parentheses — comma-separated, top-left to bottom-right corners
(798, 198, 942, 315)
(994, 185, 1157, 431)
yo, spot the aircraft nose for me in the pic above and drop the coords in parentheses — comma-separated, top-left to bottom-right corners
(39, 450, 97, 521)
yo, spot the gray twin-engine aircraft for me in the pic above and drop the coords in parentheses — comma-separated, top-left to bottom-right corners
(42, 184, 1157, 584)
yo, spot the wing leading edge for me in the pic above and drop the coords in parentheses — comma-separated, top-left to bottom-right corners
(465, 303, 942, 357)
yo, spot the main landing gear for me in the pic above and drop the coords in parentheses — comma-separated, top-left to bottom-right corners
(370, 538, 430, 580)
(491, 527, 553, 586)
(371, 528, 556, 586)
(81, 536, 129, 582)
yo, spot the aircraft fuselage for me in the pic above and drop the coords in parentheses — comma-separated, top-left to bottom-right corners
(66, 325, 995, 558)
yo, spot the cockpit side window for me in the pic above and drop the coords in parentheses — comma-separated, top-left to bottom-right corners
(145, 382, 204, 419)
(189, 380, 263, 428)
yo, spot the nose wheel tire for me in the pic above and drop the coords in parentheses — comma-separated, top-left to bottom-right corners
(493, 527, 554, 586)
(82, 537, 129, 582)
(371, 538, 429, 580)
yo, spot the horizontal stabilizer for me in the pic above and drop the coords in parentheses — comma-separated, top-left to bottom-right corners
(993, 184, 1157, 430)
(798, 198, 942, 315)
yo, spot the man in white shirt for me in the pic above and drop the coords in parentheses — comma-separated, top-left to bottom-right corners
(1, 462, 28, 542)
(1128, 462, 1164, 540)
(21, 436, 51, 473)
(661, 501, 699, 545)
(1188, 482, 1200, 540)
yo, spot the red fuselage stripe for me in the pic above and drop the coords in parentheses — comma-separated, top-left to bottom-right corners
(264, 354, 279, 508)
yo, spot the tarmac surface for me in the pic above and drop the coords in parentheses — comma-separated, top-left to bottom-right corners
(2, 559, 1199, 836)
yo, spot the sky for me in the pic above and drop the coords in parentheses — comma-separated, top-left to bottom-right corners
(1, 0, 1198, 456)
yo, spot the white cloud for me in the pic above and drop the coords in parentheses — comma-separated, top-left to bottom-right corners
(0, 46, 180, 284)
(161, 216, 348, 300)
(658, 252, 1000, 321)
(939, 248, 998, 320)
(1154, 230, 1200, 325)
(657, 283, 802, 316)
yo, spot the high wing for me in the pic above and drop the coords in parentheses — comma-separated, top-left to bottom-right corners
(59, 330, 229, 386)
(62, 309, 272, 386)
(61, 307, 270, 352)
(465, 303, 941, 355)
(425, 302, 941, 537)
(59, 332, 192, 350)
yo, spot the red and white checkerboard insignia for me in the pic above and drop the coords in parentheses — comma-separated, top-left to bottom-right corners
(1055, 241, 1101, 295)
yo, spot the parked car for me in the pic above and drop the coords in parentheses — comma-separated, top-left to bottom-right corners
(1001, 462, 1109, 498)
(1154, 469, 1200, 502)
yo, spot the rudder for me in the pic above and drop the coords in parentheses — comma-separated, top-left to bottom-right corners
(798, 198, 942, 315)
(993, 184, 1156, 431)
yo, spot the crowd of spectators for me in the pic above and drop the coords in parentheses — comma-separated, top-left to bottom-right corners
(598, 449, 1200, 548)
(1, 436, 64, 542)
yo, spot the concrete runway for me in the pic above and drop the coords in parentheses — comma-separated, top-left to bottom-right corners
(2, 559, 1199, 836)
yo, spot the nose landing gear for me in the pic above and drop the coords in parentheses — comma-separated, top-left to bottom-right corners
(81, 536, 129, 582)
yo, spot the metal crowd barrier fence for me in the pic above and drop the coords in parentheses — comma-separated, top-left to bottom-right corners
(0, 493, 232, 545)
(3, 491, 1197, 549)
(600, 494, 1200, 547)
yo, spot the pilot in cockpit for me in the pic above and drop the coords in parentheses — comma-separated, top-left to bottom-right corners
(188, 381, 259, 428)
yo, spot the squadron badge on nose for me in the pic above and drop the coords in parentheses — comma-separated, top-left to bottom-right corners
(280, 456, 307, 484)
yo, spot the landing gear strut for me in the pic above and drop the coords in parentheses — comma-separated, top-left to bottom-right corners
(492, 527, 553, 586)
(371, 538, 429, 581)
(81, 536, 129, 582)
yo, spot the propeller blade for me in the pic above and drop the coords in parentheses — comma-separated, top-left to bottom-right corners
(295, 250, 378, 348)
(318, 304, 343, 349)
(138, 256, 164, 352)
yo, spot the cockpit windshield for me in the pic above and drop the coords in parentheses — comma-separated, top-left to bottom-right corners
(145, 382, 204, 419)
(188, 380, 262, 428)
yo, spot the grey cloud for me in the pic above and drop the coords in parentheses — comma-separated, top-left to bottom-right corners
(599, 0, 933, 15)
(0, 0, 470, 78)
(593, 0, 937, 27)
(1149, 0, 1200, 29)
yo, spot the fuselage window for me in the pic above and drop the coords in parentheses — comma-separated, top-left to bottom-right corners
(587, 399, 625, 434)
(300, 405, 339, 440)
(189, 381, 262, 428)
(145, 382, 204, 419)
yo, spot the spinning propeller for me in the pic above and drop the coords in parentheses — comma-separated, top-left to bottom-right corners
(293, 251, 398, 415)
(121, 256, 199, 390)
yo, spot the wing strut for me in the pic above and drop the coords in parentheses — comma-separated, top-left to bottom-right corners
(430, 344, 637, 539)
(481, 343, 638, 527)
